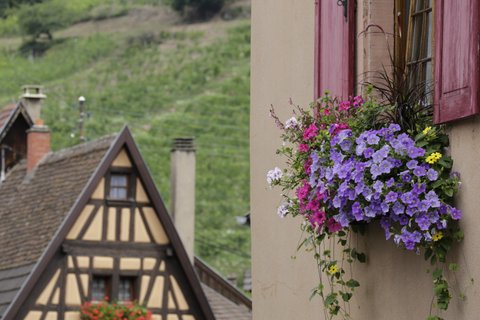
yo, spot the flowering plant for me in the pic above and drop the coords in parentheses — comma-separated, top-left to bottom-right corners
(80, 299, 152, 320)
(269, 93, 463, 320)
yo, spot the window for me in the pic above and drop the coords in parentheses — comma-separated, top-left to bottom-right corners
(91, 275, 111, 302)
(118, 277, 136, 302)
(109, 174, 128, 199)
(405, 0, 433, 100)
(396, 0, 480, 123)
(395, 0, 433, 102)
(91, 275, 137, 302)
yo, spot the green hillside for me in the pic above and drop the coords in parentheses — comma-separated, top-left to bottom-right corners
(0, 1, 250, 285)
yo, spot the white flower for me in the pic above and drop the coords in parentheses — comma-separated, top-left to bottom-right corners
(277, 203, 290, 218)
(267, 167, 283, 185)
(284, 117, 298, 129)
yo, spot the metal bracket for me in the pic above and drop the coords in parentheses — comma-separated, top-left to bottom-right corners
(337, 0, 348, 20)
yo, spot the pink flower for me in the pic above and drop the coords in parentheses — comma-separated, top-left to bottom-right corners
(303, 123, 318, 141)
(304, 158, 312, 175)
(353, 96, 364, 108)
(339, 100, 351, 111)
(327, 217, 342, 233)
(299, 144, 309, 153)
(296, 181, 310, 201)
(309, 210, 326, 229)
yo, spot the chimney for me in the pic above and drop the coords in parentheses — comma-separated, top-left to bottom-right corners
(170, 138, 196, 263)
(20, 85, 46, 123)
(27, 119, 50, 172)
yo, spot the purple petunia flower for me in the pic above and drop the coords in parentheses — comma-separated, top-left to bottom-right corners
(413, 166, 426, 177)
(388, 123, 401, 132)
(398, 215, 409, 226)
(408, 147, 426, 159)
(373, 181, 384, 193)
(386, 177, 395, 188)
(379, 159, 394, 174)
(380, 217, 392, 239)
(426, 168, 438, 181)
(334, 211, 351, 227)
(385, 191, 398, 203)
(370, 164, 382, 179)
(425, 190, 440, 208)
(400, 171, 412, 183)
(366, 132, 380, 145)
(363, 147, 374, 158)
(406, 160, 418, 169)
(372, 145, 391, 163)
(451, 208, 462, 220)
(401, 192, 416, 205)
(392, 202, 405, 215)
(415, 214, 431, 231)
(352, 202, 363, 221)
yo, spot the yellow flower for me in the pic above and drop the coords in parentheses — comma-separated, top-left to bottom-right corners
(423, 126, 432, 135)
(328, 265, 339, 275)
(433, 232, 443, 242)
(426, 152, 442, 164)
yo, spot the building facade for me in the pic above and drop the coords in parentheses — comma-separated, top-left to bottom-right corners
(251, 1, 480, 319)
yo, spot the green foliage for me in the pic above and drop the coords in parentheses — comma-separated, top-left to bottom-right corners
(168, 0, 225, 20)
(0, 0, 43, 18)
(0, 0, 128, 37)
(17, 1, 71, 40)
(0, 19, 251, 281)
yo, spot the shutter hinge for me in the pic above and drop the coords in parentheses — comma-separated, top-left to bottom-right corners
(337, 0, 348, 20)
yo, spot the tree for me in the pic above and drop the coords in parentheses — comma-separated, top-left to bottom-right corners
(0, 0, 43, 18)
(17, 1, 69, 40)
(169, 0, 225, 20)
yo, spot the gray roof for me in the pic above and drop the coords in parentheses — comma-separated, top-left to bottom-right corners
(0, 264, 34, 317)
(0, 135, 115, 271)
(202, 284, 251, 320)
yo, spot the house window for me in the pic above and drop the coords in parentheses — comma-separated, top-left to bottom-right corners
(109, 174, 128, 199)
(118, 276, 136, 302)
(91, 275, 111, 302)
(396, 0, 433, 101)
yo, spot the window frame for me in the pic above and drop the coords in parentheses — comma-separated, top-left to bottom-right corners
(394, 0, 434, 102)
(91, 275, 112, 302)
(105, 167, 136, 204)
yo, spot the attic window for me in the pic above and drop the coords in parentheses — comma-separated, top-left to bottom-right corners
(110, 174, 128, 199)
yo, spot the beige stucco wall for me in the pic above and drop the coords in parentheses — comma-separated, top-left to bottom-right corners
(251, 1, 480, 319)
(250, 1, 324, 319)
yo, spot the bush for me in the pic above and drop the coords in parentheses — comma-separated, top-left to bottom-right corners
(169, 0, 225, 20)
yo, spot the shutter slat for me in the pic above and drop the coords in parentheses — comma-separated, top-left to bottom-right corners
(434, 0, 480, 123)
(314, 0, 355, 100)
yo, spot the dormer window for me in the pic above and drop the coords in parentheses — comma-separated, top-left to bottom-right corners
(109, 173, 128, 199)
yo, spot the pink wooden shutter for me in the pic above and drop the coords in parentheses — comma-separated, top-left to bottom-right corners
(434, 0, 480, 123)
(314, 0, 355, 100)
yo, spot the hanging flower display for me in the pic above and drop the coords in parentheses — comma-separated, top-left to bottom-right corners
(269, 92, 463, 320)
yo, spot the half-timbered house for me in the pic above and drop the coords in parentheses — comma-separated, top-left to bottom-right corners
(0, 90, 251, 320)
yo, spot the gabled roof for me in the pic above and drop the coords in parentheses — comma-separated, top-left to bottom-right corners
(195, 257, 252, 320)
(2, 127, 216, 320)
(0, 126, 251, 319)
(0, 102, 33, 142)
(0, 135, 115, 317)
